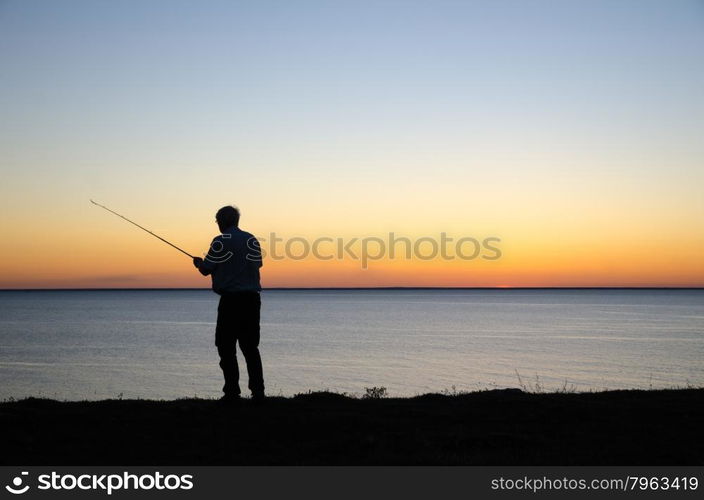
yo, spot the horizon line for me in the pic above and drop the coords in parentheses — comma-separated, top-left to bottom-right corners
(1, 286, 703, 291)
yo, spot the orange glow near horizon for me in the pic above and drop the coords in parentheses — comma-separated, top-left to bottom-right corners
(0, 146, 699, 289)
(1, 219, 702, 288)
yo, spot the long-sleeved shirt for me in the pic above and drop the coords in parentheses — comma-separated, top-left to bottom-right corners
(198, 226, 262, 294)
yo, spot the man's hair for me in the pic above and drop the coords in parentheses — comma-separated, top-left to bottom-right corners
(216, 205, 240, 229)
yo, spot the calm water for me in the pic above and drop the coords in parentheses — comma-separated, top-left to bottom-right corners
(0, 289, 702, 400)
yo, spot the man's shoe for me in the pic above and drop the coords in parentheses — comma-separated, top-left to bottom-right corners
(251, 392, 266, 403)
(218, 394, 241, 406)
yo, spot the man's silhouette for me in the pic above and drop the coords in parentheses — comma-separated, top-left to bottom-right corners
(193, 205, 264, 403)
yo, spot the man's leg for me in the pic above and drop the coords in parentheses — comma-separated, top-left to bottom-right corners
(216, 296, 241, 396)
(238, 292, 264, 396)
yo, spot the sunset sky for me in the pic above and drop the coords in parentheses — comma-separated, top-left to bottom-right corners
(1, 0, 702, 288)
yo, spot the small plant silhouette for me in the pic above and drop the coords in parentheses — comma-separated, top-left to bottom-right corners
(363, 386, 387, 399)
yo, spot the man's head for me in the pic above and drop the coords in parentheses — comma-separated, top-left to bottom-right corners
(216, 205, 240, 232)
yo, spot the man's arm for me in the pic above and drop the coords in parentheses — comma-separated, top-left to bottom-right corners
(247, 236, 263, 268)
(193, 257, 214, 276)
(193, 236, 224, 276)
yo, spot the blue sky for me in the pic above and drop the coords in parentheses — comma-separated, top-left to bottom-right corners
(3, 0, 702, 177)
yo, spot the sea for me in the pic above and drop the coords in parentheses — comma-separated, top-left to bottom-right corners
(0, 289, 702, 400)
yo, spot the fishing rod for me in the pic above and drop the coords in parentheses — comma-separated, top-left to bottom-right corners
(90, 199, 195, 259)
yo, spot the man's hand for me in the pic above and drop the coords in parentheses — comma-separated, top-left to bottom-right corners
(193, 257, 203, 269)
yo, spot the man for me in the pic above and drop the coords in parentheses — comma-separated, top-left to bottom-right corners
(193, 205, 265, 403)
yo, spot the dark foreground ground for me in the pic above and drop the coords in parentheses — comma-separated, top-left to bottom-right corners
(1, 389, 702, 464)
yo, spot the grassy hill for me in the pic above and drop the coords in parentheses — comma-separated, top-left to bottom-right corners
(1, 388, 702, 464)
